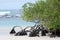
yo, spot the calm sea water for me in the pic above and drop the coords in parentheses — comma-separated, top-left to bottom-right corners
(0, 17, 35, 27)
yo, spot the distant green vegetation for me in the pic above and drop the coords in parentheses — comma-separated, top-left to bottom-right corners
(21, 0, 60, 29)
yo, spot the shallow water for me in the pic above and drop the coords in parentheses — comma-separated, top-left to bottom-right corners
(0, 18, 35, 27)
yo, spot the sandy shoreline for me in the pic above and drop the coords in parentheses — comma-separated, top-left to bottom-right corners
(0, 27, 60, 40)
(0, 35, 60, 40)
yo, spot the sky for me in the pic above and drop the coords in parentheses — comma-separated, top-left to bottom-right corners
(0, 0, 36, 10)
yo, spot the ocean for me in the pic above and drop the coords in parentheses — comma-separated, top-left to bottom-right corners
(0, 17, 35, 27)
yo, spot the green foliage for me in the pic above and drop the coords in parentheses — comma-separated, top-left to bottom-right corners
(21, 0, 60, 29)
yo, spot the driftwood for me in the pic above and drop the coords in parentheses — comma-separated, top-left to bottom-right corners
(10, 24, 49, 37)
(10, 28, 16, 34)
(15, 30, 27, 36)
(29, 25, 41, 37)
(10, 26, 22, 34)
(15, 26, 31, 36)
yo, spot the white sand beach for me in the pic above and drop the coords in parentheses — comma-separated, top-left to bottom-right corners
(0, 35, 60, 40)
(0, 27, 60, 40)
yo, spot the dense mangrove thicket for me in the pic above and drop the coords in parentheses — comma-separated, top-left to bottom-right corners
(21, 0, 60, 29)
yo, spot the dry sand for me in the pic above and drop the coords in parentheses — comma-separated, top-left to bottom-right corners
(0, 27, 60, 40)
(0, 35, 60, 40)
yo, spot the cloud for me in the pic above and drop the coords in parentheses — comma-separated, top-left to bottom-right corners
(0, 11, 10, 15)
(0, 11, 10, 17)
